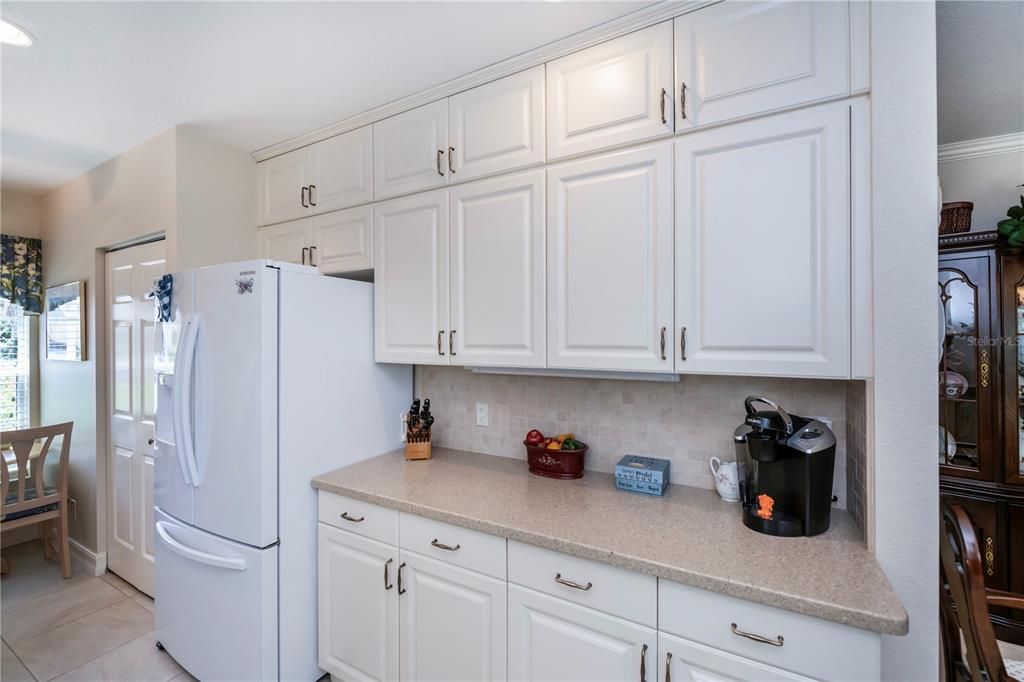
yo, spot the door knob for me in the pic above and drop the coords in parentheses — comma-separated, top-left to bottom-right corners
(148, 438, 155, 445)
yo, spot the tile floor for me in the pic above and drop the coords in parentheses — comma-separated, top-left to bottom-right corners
(0, 540, 193, 682)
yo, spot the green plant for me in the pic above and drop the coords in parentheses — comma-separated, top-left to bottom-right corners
(997, 194, 1024, 246)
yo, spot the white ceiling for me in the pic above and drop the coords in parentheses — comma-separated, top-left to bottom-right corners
(936, 0, 1024, 145)
(1, 1, 651, 194)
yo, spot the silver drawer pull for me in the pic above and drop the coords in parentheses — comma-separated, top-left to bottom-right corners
(340, 512, 365, 523)
(430, 538, 461, 552)
(554, 573, 592, 591)
(730, 622, 784, 647)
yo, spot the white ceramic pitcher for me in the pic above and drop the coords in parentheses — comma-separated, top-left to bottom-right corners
(709, 456, 740, 502)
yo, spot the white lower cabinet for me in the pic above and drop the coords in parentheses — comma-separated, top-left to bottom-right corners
(399, 551, 506, 681)
(508, 584, 656, 682)
(658, 633, 811, 682)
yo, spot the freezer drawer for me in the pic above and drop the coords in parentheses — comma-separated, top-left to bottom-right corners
(154, 508, 278, 680)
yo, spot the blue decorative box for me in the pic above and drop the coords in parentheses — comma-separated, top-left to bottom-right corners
(614, 455, 670, 486)
(615, 477, 667, 497)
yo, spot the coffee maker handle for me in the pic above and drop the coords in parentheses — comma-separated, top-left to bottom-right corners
(743, 396, 795, 435)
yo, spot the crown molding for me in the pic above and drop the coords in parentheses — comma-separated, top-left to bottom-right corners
(251, 0, 715, 162)
(937, 132, 1024, 164)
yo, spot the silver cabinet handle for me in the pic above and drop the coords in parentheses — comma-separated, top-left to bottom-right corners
(398, 562, 407, 595)
(384, 558, 394, 590)
(301, 247, 309, 265)
(448, 146, 456, 174)
(308, 184, 317, 207)
(430, 538, 461, 552)
(340, 512, 364, 523)
(679, 82, 687, 120)
(730, 622, 784, 647)
(680, 326, 687, 361)
(660, 88, 667, 124)
(437, 330, 446, 356)
(660, 326, 667, 360)
(665, 652, 672, 682)
(449, 329, 456, 356)
(301, 185, 309, 208)
(309, 245, 317, 266)
(436, 149, 445, 176)
(554, 573, 592, 591)
(640, 643, 648, 682)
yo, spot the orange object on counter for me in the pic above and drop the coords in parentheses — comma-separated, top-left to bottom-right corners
(755, 494, 774, 520)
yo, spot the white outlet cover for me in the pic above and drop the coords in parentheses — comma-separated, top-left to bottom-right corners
(475, 402, 489, 427)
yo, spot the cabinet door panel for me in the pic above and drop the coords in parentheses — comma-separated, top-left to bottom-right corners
(317, 524, 398, 682)
(259, 218, 312, 265)
(548, 141, 674, 372)
(311, 126, 374, 214)
(374, 100, 449, 200)
(658, 632, 813, 682)
(674, 1, 849, 130)
(450, 66, 545, 181)
(258, 148, 310, 226)
(675, 102, 850, 378)
(374, 190, 450, 364)
(547, 22, 673, 159)
(508, 584, 655, 682)
(450, 170, 545, 367)
(313, 205, 373, 274)
(400, 551, 506, 682)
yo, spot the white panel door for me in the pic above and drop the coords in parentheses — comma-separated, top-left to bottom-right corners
(547, 21, 674, 160)
(191, 262, 279, 547)
(508, 584, 656, 682)
(399, 550, 507, 682)
(374, 100, 449, 200)
(450, 170, 545, 368)
(318, 524, 398, 682)
(374, 190, 450, 365)
(259, 218, 312, 265)
(311, 125, 374, 214)
(675, 102, 850, 378)
(258, 147, 310, 226)
(547, 141, 674, 372)
(106, 239, 166, 596)
(449, 66, 545, 181)
(313, 205, 373, 274)
(657, 632, 813, 682)
(674, 1, 849, 130)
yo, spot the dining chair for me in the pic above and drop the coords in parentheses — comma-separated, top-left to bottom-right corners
(1, 422, 74, 578)
(940, 502, 1024, 682)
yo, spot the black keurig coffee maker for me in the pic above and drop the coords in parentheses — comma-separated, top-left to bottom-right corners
(733, 396, 836, 537)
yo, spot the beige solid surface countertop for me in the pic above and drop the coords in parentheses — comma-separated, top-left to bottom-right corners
(312, 447, 908, 636)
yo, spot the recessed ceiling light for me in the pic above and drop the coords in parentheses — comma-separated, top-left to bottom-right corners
(0, 18, 34, 47)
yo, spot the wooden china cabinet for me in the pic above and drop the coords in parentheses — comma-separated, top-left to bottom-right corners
(939, 230, 1024, 644)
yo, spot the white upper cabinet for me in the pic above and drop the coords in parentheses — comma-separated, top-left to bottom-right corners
(675, 102, 851, 378)
(546, 22, 674, 160)
(449, 170, 546, 368)
(374, 100, 449, 200)
(259, 217, 313, 266)
(674, 1, 850, 130)
(310, 126, 374, 214)
(258, 148, 311, 226)
(448, 66, 546, 182)
(374, 190, 450, 364)
(547, 141, 674, 373)
(313, 205, 373, 274)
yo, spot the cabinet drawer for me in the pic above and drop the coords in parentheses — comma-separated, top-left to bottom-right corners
(658, 632, 812, 682)
(659, 580, 880, 682)
(508, 540, 656, 627)
(399, 512, 506, 580)
(318, 492, 398, 546)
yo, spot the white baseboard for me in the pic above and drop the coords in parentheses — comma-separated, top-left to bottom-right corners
(69, 538, 107, 577)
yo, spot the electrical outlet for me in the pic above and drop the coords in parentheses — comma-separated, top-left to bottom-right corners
(475, 402, 489, 427)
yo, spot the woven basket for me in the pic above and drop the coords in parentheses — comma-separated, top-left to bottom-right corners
(939, 202, 974, 235)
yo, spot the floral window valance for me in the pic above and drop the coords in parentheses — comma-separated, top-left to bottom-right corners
(1, 235, 43, 315)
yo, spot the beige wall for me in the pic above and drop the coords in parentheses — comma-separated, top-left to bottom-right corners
(1, 189, 43, 238)
(939, 148, 1024, 231)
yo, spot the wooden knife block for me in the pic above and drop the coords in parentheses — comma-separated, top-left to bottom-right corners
(405, 441, 432, 461)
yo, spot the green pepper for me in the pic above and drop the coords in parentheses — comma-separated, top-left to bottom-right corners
(562, 439, 582, 451)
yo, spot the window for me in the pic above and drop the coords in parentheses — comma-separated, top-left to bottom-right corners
(0, 301, 31, 431)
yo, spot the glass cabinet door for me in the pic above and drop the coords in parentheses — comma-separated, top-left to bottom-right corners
(1003, 255, 1024, 485)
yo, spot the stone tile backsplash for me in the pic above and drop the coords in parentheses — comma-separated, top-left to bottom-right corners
(416, 366, 850, 507)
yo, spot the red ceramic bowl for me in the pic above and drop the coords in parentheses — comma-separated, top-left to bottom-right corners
(524, 440, 588, 479)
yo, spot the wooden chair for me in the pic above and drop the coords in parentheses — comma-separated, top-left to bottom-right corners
(940, 502, 1024, 682)
(1, 422, 74, 578)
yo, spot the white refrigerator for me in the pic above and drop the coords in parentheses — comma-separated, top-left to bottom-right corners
(153, 260, 411, 681)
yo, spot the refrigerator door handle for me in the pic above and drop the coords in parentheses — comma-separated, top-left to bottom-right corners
(156, 521, 247, 571)
(178, 316, 202, 487)
(172, 318, 195, 487)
